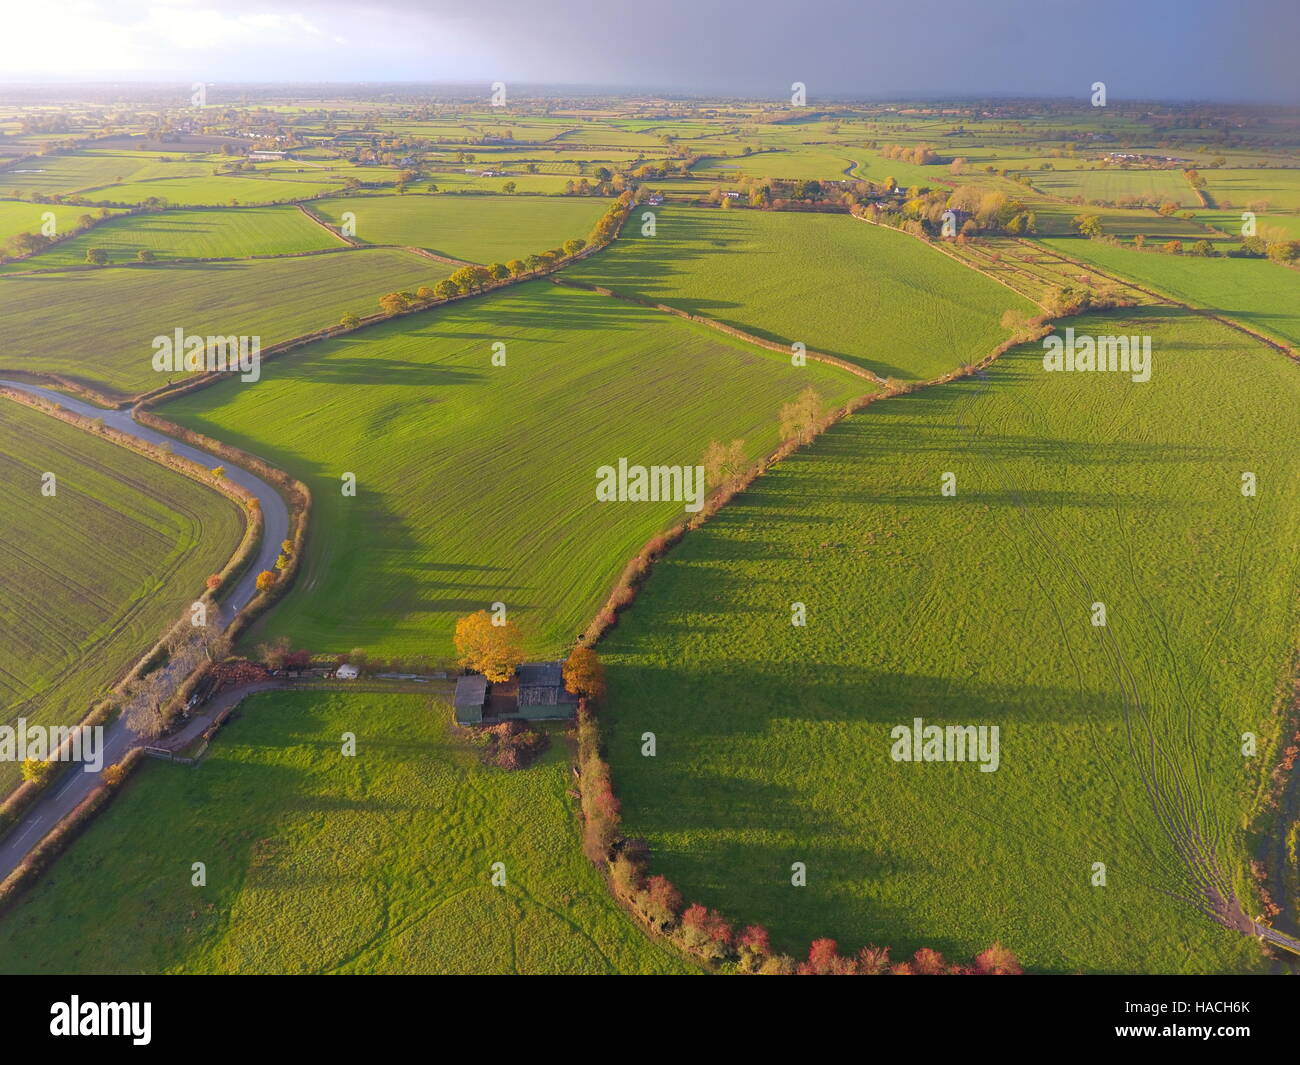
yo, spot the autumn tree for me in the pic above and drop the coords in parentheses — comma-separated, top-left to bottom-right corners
(701, 438, 747, 492)
(779, 386, 826, 446)
(562, 645, 605, 699)
(433, 279, 458, 300)
(255, 569, 277, 591)
(974, 941, 1022, 975)
(379, 291, 408, 315)
(454, 609, 524, 682)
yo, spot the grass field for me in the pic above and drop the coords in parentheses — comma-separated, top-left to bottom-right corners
(0, 202, 124, 253)
(0, 247, 444, 398)
(1200, 169, 1300, 211)
(598, 308, 1300, 974)
(1030, 168, 1197, 207)
(160, 280, 865, 660)
(311, 194, 608, 263)
(0, 151, 167, 196)
(80, 175, 346, 207)
(0, 206, 342, 271)
(1037, 237, 1300, 349)
(0, 400, 244, 793)
(0, 690, 692, 974)
(565, 206, 1037, 381)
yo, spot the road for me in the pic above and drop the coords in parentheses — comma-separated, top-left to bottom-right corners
(0, 380, 291, 882)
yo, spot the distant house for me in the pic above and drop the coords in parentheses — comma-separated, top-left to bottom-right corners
(453, 661, 579, 727)
(336, 663, 360, 680)
(646, 193, 665, 206)
(248, 149, 288, 161)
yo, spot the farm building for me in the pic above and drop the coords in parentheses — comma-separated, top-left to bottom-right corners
(453, 661, 579, 726)
(453, 674, 489, 724)
(336, 663, 360, 680)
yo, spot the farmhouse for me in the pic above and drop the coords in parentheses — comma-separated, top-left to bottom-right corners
(453, 661, 579, 726)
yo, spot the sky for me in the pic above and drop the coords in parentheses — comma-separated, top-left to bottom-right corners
(0, 0, 1296, 103)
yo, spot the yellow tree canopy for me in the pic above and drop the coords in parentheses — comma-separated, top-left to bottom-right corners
(454, 610, 524, 683)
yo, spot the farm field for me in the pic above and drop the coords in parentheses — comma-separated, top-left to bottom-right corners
(1200, 169, 1300, 210)
(1029, 168, 1197, 207)
(0, 247, 443, 398)
(0, 206, 343, 271)
(80, 174, 347, 206)
(692, 146, 857, 182)
(598, 308, 1300, 973)
(1037, 237, 1300, 349)
(159, 279, 865, 660)
(565, 205, 1037, 381)
(0, 689, 693, 974)
(0, 400, 244, 793)
(310, 194, 607, 263)
(0, 202, 123, 254)
(0, 150, 170, 196)
(419, 172, 574, 195)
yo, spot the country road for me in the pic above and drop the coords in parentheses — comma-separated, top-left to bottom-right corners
(0, 380, 292, 883)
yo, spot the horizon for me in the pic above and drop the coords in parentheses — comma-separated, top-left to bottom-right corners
(1, 0, 1297, 105)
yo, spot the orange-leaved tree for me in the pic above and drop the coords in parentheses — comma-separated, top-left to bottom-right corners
(563, 644, 605, 699)
(454, 610, 523, 682)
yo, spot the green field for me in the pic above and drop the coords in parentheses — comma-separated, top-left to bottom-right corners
(1200, 169, 1300, 210)
(311, 193, 608, 263)
(82, 175, 346, 207)
(0, 202, 124, 254)
(599, 308, 1300, 973)
(0, 206, 342, 271)
(566, 206, 1037, 381)
(160, 280, 865, 660)
(0, 400, 243, 793)
(0, 151, 170, 196)
(1038, 237, 1300, 349)
(0, 247, 444, 398)
(0, 690, 692, 974)
(1030, 168, 1197, 207)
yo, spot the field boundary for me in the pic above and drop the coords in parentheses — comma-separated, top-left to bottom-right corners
(549, 275, 885, 387)
(1022, 238, 1300, 366)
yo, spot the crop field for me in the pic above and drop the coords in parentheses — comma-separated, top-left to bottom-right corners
(565, 206, 1037, 381)
(1200, 169, 1300, 210)
(0, 690, 693, 974)
(420, 172, 575, 195)
(81, 174, 348, 206)
(0, 247, 443, 398)
(598, 308, 1300, 973)
(0, 202, 124, 253)
(311, 194, 607, 262)
(1028, 202, 1218, 240)
(0, 206, 344, 271)
(1029, 168, 1197, 206)
(1037, 237, 1300, 349)
(692, 146, 858, 182)
(0, 400, 244, 793)
(160, 279, 865, 660)
(0, 150, 168, 196)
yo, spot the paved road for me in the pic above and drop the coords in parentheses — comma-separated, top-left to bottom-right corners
(0, 381, 291, 882)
